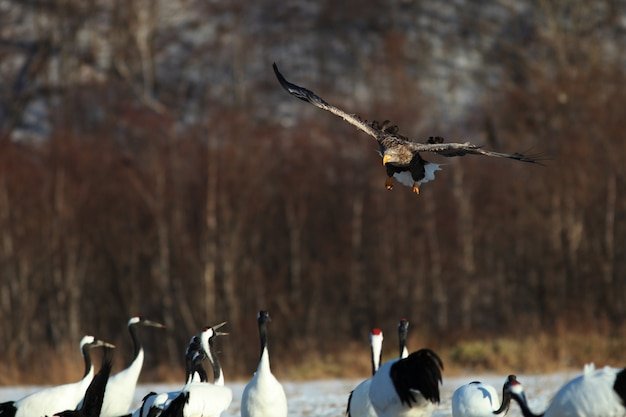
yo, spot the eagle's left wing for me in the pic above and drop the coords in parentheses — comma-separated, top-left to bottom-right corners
(273, 63, 383, 141)
(405, 141, 544, 164)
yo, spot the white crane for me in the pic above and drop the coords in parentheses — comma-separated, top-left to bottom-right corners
(131, 333, 209, 417)
(346, 328, 384, 417)
(0, 335, 114, 417)
(136, 323, 232, 417)
(368, 348, 443, 417)
(100, 316, 165, 417)
(179, 323, 232, 417)
(199, 323, 227, 387)
(53, 345, 115, 417)
(494, 368, 626, 417)
(241, 310, 288, 417)
(451, 381, 500, 417)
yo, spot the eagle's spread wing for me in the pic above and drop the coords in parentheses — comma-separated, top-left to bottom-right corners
(273, 63, 382, 140)
(404, 141, 544, 164)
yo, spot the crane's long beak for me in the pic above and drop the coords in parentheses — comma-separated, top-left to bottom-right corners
(212, 321, 227, 330)
(211, 321, 228, 335)
(143, 319, 166, 329)
(94, 339, 116, 349)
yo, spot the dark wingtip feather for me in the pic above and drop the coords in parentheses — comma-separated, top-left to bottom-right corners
(614, 368, 626, 406)
(160, 392, 190, 417)
(391, 348, 444, 407)
(81, 349, 114, 417)
(0, 402, 17, 417)
(512, 147, 552, 166)
(272, 63, 328, 106)
(272, 62, 303, 100)
(272, 63, 287, 90)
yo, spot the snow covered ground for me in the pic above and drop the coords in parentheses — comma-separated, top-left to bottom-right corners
(0, 371, 582, 417)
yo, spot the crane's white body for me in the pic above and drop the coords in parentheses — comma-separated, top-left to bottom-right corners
(241, 348, 287, 417)
(241, 311, 286, 417)
(5, 335, 105, 417)
(12, 372, 94, 417)
(136, 383, 232, 417)
(347, 329, 384, 417)
(452, 382, 500, 417)
(182, 383, 232, 417)
(349, 379, 378, 417)
(135, 325, 231, 417)
(102, 316, 164, 417)
(100, 349, 144, 417)
(369, 359, 434, 417)
(543, 364, 625, 417)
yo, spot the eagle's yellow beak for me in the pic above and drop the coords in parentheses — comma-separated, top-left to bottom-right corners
(382, 154, 392, 166)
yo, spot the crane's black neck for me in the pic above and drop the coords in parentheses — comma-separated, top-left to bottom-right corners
(81, 343, 93, 378)
(191, 362, 209, 383)
(258, 317, 269, 361)
(81, 347, 113, 417)
(397, 319, 409, 358)
(398, 332, 407, 358)
(208, 337, 222, 382)
(512, 394, 543, 417)
(129, 322, 142, 358)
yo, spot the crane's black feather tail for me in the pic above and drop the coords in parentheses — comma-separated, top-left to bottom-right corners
(390, 348, 444, 406)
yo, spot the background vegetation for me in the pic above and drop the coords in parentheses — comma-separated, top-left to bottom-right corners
(0, 0, 625, 384)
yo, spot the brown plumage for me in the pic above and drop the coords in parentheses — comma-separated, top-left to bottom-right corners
(273, 63, 543, 194)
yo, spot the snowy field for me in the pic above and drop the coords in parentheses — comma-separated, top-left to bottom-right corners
(0, 371, 582, 417)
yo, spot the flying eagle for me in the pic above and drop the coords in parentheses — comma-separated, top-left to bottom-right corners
(273, 63, 542, 194)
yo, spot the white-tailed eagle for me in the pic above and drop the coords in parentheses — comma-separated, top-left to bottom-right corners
(273, 63, 543, 194)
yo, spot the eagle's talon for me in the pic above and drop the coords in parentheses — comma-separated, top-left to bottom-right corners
(385, 177, 394, 190)
(412, 183, 420, 194)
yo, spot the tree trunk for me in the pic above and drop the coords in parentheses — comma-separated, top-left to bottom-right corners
(203, 138, 218, 322)
(424, 195, 446, 332)
(285, 198, 304, 307)
(452, 166, 476, 332)
(348, 193, 365, 336)
(603, 174, 617, 318)
(154, 164, 177, 363)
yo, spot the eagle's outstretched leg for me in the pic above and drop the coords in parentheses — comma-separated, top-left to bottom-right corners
(411, 182, 420, 194)
(385, 177, 394, 190)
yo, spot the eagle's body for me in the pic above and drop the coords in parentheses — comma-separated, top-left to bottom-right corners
(273, 63, 542, 194)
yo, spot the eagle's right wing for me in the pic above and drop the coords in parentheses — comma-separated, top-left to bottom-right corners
(405, 141, 544, 164)
(273, 63, 382, 140)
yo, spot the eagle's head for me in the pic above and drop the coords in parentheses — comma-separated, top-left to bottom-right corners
(382, 146, 413, 166)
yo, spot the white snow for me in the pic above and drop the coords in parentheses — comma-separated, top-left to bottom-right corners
(0, 372, 582, 417)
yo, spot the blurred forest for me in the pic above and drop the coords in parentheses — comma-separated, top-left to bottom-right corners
(0, 0, 625, 383)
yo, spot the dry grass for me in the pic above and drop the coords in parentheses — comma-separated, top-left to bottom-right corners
(2, 330, 625, 385)
(445, 329, 626, 374)
(0, 345, 92, 385)
(280, 329, 626, 380)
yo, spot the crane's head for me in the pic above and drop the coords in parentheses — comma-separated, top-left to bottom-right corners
(199, 321, 228, 349)
(80, 335, 116, 350)
(493, 375, 528, 414)
(258, 310, 271, 324)
(128, 315, 166, 328)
